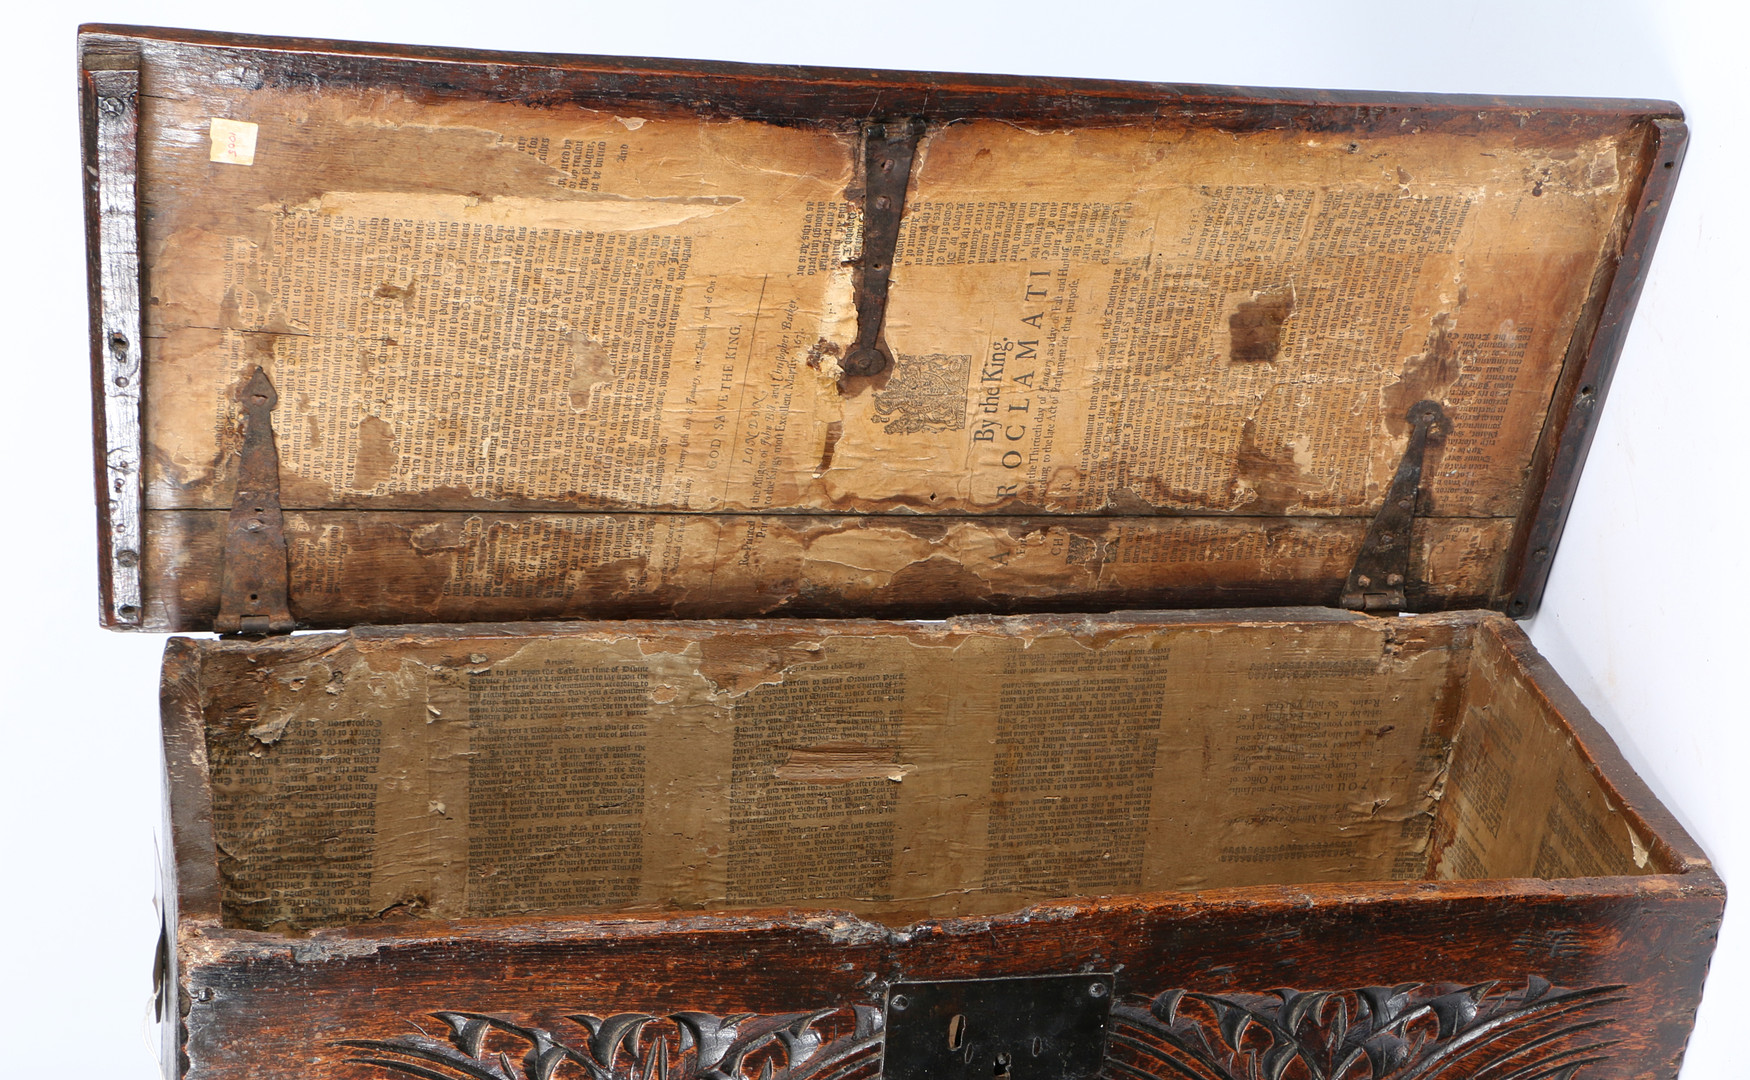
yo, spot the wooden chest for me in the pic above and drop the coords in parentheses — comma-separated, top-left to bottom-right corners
(80, 24, 1719, 1080)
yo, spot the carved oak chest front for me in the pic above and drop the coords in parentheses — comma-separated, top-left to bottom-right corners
(79, 24, 1719, 1080)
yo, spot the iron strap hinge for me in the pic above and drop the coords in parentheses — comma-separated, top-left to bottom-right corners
(1341, 399, 1452, 613)
(214, 367, 295, 635)
(840, 118, 925, 380)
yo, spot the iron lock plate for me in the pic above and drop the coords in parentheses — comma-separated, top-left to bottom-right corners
(883, 974, 1113, 1080)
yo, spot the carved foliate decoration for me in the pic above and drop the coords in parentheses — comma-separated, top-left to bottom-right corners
(1107, 977, 1627, 1080)
(339, 1005, 885, 1080)
(339, 977, 1623, 1080)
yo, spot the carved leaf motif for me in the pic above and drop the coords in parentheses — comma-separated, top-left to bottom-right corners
(435, 1013, 493, 1059)
(585, 1014, 658, 1072)
(340, 978, 1620, 1080)
(1105, 977, 1627, 1080)
(341, 1006, 883, 1080)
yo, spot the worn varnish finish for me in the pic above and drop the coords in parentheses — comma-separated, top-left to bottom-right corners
(171, 882, 1719, 1080)
(81, 25, 1685, 631)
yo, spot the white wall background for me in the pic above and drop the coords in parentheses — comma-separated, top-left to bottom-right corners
(2, 1, 1742, 1076)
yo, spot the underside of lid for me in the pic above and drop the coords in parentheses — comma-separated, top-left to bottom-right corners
(80, 25, 1686, 632)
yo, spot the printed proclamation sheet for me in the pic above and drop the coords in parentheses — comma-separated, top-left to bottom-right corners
(130, 70, 1651, 622)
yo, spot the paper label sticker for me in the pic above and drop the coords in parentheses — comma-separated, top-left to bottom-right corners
(208, 118, 258, 166)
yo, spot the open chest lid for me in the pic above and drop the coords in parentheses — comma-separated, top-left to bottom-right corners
(80, 25, 1685, 633)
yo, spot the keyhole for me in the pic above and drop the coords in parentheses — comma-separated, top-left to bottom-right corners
(946, 1014, 966, 1052)
(1031, 1037, 1044, 1057)
(994, 1051, 1011, 1077)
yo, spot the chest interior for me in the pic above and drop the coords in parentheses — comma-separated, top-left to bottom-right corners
(177, 610, 1659, 933)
